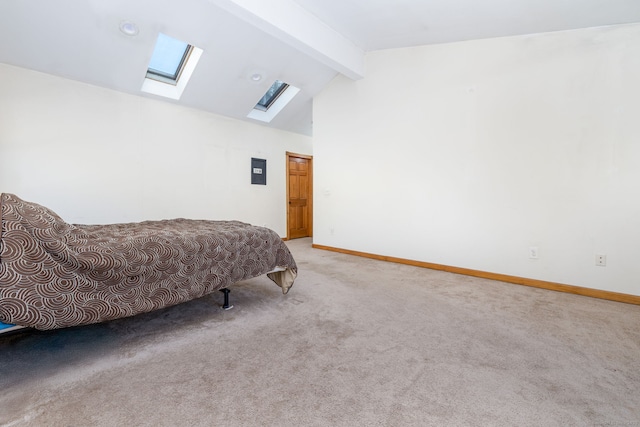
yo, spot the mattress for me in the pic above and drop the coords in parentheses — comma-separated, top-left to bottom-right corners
(0, 193, 297, 330)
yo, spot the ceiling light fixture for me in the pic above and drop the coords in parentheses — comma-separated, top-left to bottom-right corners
(119, 21, 139, 36)
(247, 70, 266, 84)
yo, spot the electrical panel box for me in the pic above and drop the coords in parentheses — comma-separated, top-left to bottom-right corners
(251, 158, 266, 185)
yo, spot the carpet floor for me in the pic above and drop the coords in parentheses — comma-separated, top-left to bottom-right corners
(1, 238, 639, 426)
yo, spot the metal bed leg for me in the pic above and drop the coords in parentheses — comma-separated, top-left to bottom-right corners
(219, 288, 233, 310)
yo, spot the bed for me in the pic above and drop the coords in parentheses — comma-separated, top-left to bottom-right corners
(0, 193, 297, 333)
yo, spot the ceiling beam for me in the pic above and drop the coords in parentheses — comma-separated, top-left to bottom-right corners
(210, 0, 365, 80)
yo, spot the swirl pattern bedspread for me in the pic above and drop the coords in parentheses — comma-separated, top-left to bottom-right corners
(0, 193, 297, 330)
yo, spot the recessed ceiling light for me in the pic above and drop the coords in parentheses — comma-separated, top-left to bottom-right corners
(250, 73, 263, 82)
(119, 21, 139, 36)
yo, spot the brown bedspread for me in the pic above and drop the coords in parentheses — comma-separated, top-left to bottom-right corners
(0, 193, 297, 330)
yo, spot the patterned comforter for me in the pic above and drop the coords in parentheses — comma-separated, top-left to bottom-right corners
(0, 193, 297, 330)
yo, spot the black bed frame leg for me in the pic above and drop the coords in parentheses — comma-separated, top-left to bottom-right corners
(219, 288, 233, 310)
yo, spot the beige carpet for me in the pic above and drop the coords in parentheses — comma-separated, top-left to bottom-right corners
(1, 238, 639, 426)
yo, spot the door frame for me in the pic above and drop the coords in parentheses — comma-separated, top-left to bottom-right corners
(285, 151, 313, 240)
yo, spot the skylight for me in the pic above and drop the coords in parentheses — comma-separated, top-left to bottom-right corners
(141, 33, 203, 100)
(146, 33, 192, 85)
(254, 80, 289, 111)
(247, 80, 300, 124)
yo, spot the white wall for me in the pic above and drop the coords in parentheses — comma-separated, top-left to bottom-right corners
(0, 64, 312, 236)
(313, 24, 640, 296)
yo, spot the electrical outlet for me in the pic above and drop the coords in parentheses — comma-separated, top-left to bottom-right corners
(529, 246, 539, 259)
(596, 254, 607, 267)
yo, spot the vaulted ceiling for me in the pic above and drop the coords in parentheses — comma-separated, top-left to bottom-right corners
(1, 0, 639, 136)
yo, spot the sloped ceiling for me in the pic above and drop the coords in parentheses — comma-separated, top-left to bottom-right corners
(1, 0, 639, 136)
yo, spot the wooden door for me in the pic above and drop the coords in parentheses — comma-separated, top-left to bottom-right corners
(287, 153, 312, 239)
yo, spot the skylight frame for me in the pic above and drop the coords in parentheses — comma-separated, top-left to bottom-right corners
(247, 81, 300, 124)
(146, 45, 193, 85)
(254, 80, 290, 112)
(145, 33, 194, 86)
(141, 33, 203, 101)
